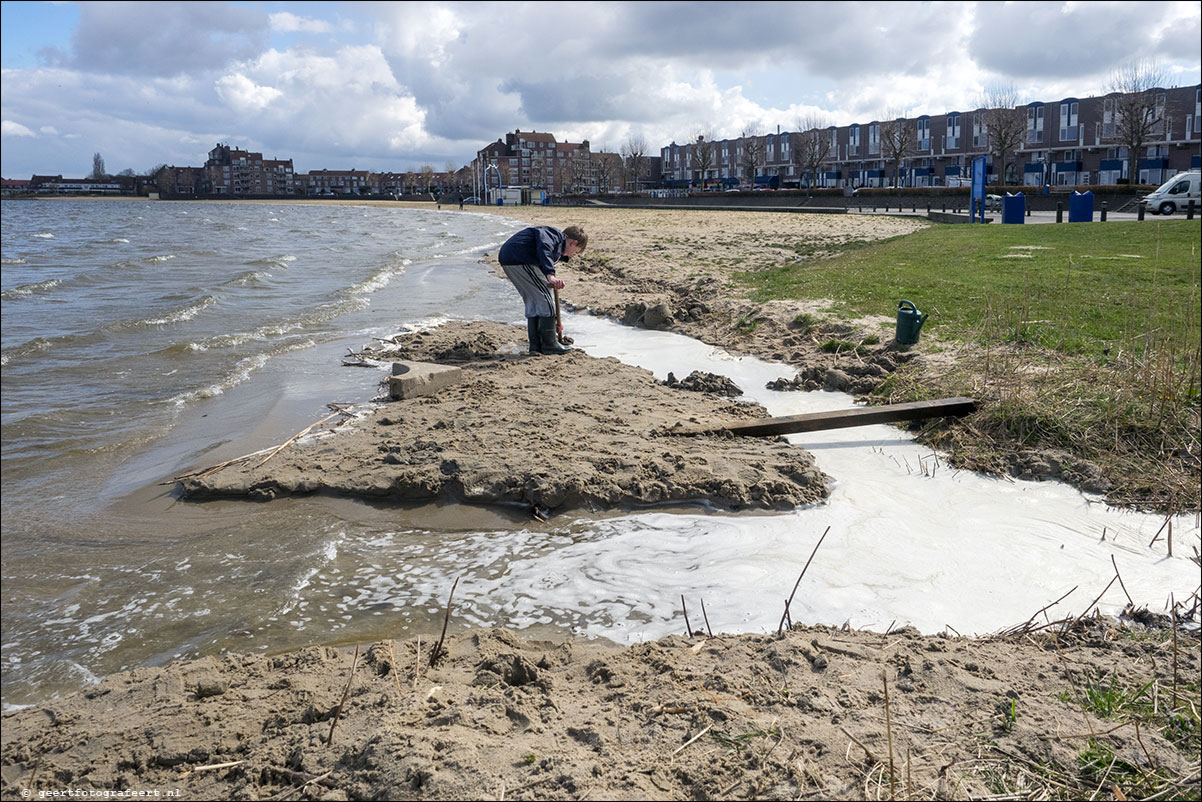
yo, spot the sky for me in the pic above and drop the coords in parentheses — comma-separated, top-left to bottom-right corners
(2, 0, 1200, 178)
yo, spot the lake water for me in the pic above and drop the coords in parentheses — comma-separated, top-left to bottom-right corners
(2, 199, 1197, 710)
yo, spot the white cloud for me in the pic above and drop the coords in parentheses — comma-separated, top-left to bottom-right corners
(2, 120, 36, 137)
(2, 1, 1199, 179)
(269, 12, 333, 33)
(215, 72, 283, 112)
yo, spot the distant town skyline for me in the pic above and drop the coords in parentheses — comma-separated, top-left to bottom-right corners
(2, 0, 1200, 178)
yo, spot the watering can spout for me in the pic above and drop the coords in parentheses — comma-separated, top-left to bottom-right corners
(895, 300, 928, 346)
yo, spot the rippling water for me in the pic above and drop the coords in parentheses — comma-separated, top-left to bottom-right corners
(2, 199, 1198, 711)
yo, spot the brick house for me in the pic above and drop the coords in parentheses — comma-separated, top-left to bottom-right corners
(303, 169, 371, 195)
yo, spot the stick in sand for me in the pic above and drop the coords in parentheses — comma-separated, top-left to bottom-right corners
(326, 644, 360, 746)
(778, 526, 831, 634)
(429, 577, 460, 668)
(681, 595, 693, 638)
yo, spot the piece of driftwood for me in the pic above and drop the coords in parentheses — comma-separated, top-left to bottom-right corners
(673, 397, 977, 438)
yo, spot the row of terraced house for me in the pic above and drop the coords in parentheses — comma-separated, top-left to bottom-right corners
(661, 84, 1202, 190)
(152, 144, 474, 198)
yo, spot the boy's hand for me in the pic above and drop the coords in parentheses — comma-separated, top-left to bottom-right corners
(549, 277, 565, 290)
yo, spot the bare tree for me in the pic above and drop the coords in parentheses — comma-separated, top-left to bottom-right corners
(688, 129, 717, 188)
(792, 115, 831, 197)
(91, 152, 107, 179)
(569, 151, 592, 193)
(593, 149, 619, 194)
(976, 83, 1026, 186)
(419, 165, 435, 194)
(739, 124, 764, 186)
(1106, 59, 1167, 184)
(620, 134, 647, 192)
(879, 112, 915, 193)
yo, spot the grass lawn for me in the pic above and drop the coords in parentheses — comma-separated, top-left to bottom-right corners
(740, 219, 1202, 511)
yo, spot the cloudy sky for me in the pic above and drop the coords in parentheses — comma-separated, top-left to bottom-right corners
(2, 1, 1199, 178)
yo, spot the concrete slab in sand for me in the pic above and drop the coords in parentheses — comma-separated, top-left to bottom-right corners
(388, 361, 463, 400)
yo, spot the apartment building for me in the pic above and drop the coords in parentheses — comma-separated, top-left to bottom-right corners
(662, 84, 1201, 189)
(474, 130, 592, 197)
(206, 144, 297, 195)
(472, 129, 663, 198)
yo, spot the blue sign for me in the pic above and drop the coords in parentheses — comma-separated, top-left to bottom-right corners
(971, 156, 987, 223)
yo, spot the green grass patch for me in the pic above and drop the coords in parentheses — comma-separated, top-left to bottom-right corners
(741, 220, 1200, 357)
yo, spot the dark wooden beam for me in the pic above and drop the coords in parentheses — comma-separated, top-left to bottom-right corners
(673, 397, 978, 438)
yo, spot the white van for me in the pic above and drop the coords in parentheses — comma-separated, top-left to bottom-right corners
(1145, 170, 1200, 215)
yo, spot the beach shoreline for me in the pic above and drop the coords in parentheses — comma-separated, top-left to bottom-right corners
(3, 199, 1198, 800)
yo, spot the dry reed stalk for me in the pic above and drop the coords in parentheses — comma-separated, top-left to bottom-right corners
(670, 723, 713, 757)
(326, 644, 360, 746)
(413, 636, 421, 690)
(1067, 575, 1119, 631)
(429, 577, 459, 668)
(681, 595, 692, 638)
(1171, 593, 1179, 711)
(161, 445, 276, 484)
(387, 640, 403, 697)
(256, 408, 347, 468)
(883, 671, 897, 801)
(1111, 556, 1134, 606)
(700, 598, 714, 638)
(840, 726, 881, 765)
(777, 526, 832, 634)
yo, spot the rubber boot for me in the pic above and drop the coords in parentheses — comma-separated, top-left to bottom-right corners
(537, 316, 570, 355)
(526, 316, 541, 355)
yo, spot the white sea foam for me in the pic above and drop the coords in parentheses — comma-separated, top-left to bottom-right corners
(32, 232, 54, 239)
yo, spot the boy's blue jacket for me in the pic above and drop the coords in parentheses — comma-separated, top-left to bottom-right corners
(497, 226, 566, 276)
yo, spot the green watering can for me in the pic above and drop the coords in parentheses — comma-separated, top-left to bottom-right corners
(895, 300, 928, 345)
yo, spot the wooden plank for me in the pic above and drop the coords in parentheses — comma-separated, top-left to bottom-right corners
(673, 397, 977, 438)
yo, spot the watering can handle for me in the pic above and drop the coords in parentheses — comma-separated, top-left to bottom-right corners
(899, 300, 917, 312)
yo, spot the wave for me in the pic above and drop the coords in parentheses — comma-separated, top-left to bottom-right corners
(1, 257, 28, 265)
(343, 259, 411, 297)
(32, 232, 54, 239)
(218, 270, 270, 288)
(144, 254, 176, 264)
(130, 295, 217, 327)
(247, 254, 296, 269)
(104, 238, 131, 244)
(166, 338, 318, 406)
(1, 278, 62, 299)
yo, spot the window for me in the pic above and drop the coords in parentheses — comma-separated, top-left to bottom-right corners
(1059, 101, 1079, 141)
(1027, 105, 1044, 143)
(947, 113, 960, 149)
(917, 118, 930, 151)
(849, 125, 860, 155)
(868, 123, 880, 155)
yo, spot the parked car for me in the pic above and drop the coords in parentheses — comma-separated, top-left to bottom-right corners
(986, 194, 1002, 211)
(461, 196, 480, 204)
(1144, 170, 1200, 215)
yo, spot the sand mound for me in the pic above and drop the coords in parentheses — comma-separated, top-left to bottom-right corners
(179, 321, 829, 513)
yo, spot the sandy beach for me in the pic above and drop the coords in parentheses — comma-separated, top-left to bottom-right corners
(2, 201, 1197, 801)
